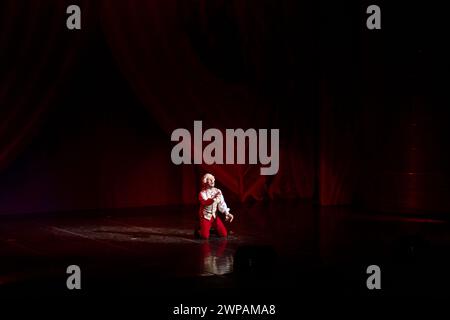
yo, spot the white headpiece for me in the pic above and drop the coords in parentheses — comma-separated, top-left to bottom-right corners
(202, 173, 215, 185)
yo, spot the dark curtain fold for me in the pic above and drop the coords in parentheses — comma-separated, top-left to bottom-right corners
(0, 0, 84, 172)
(314, 2, 360, 205)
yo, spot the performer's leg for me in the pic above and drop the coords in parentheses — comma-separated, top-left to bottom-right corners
(214, 216, 228, 238)
(199, 217, 213, 239)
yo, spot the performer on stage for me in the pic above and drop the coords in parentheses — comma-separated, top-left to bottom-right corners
(196, 173, 234, 239)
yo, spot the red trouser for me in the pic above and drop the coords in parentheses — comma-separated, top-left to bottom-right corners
(199, 216, 228, 239)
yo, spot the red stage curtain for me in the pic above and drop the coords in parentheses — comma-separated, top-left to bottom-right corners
(0, 0, 83, 172)
(99, 0, 319, 203)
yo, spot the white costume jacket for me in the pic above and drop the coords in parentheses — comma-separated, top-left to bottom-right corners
(198, 187, 231, 221)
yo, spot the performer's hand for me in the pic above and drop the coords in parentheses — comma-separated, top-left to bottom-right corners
(225, 213, 234, 222)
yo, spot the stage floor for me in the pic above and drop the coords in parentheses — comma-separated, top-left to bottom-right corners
(1, 201, 450, 296)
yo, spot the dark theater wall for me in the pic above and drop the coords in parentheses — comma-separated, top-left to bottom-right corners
(357, 1, 450, 213)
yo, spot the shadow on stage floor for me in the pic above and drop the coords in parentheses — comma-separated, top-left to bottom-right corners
(1, 200, 450, 297)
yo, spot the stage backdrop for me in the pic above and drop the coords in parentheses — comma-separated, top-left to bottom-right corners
(1, 0, 449, 215)
(0, 1, 85, 173)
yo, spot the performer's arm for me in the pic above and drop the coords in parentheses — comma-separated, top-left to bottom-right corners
(199, 191, 215, 206)
(217, 192, 234, 222)
(217, 197, 230, 215)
